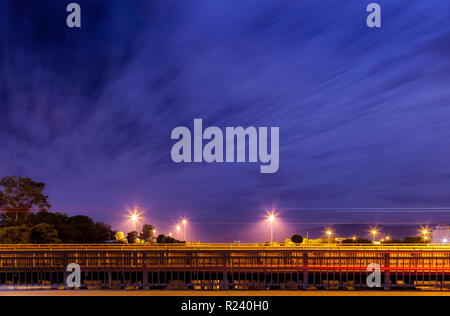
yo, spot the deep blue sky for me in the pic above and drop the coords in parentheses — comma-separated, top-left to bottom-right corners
(1, 1, 449, 241)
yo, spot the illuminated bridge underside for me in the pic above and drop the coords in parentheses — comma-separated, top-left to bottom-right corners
(1, 244, 450, 290)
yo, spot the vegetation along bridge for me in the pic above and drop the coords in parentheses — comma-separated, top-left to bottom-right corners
(0, 244, 449, 291)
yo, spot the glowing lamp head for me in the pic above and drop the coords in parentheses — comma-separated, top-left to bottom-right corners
(326, 230, 332, 236)
(176, 225, 181, 231)
(268, 214, 276, 223)
(423, 230, 429, 235)
(182, 219, 187, 225)
(371, 230, 378, 236)
(130, 213, 139, 223)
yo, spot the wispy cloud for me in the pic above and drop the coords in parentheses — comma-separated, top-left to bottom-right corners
(0, 0, 449, 240)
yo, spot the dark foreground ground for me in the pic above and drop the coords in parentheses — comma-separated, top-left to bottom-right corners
(1, 290, 450, 296)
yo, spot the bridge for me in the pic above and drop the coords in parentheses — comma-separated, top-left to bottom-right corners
(0, 243, 449, 291)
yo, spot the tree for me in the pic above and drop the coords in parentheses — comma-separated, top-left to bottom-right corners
(69, 215, 96, 243)
(28, 212, 74, 242)
(27, 212, 115, 243)
(115, 232, 127, 243)
(0, 176, 51, 226)
(291, 234, 303, 244)
(29, 223, 60, 244)
(0, 176, 119, 244)
(0, 176, 118, 244)
(0, 226, 30, 244)
(127, 231, 139, 244)
(94, 222, 116, 243)
(156, 234, 184, 244)
(140, 224, 155, 242)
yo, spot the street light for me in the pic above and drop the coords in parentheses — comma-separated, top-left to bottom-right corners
(267, 212, 276, 244)
(326, 230, 333, 244)
(182, 219, 188, 241)
(129, 209, 141, 232)
(421, 229, 430, 242)
(371, 229, 378, 242)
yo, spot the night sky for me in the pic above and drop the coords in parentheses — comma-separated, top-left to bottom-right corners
(1, 1, 450, 241)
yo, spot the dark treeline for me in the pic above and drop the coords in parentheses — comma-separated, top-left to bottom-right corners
(0, 212, 115, 244)
(0, 176, 115, 244)
(123, 224, 184, 244)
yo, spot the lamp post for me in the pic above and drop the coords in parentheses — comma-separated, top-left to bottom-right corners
(267, 213, 276, 244)
(129, 210, 141, 233)
(326, 230, 333, 244)
(371, 229, 378, 242)
(422, 229, 429, 243)
(176, 224, 181, 238)
(182, 219, 187, 242)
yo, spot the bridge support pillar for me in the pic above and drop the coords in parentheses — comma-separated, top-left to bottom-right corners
(63, 253, 68, 290)
(384, 253, 391, 290)
(108, 270, 112, 289)
(143, 252, 148, 290)
(220, 253, 228, 290)
(303, 252, 308, 290)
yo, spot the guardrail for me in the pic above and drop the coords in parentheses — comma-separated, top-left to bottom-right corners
(0, 243, 446, 251)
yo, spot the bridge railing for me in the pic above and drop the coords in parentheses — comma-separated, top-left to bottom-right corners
(0, 245, 449, 290)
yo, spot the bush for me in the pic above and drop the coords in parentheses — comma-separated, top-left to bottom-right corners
(127, 231, 139, 244)
(27, 213, 116, 243)
(291, 234, 303, 244)
(0, 226, 30, 244)
(0, 224, 61, 244)
(156, 234, 184, 244)
(342, 238, 372, 244)
(29, 223, 60, 244)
